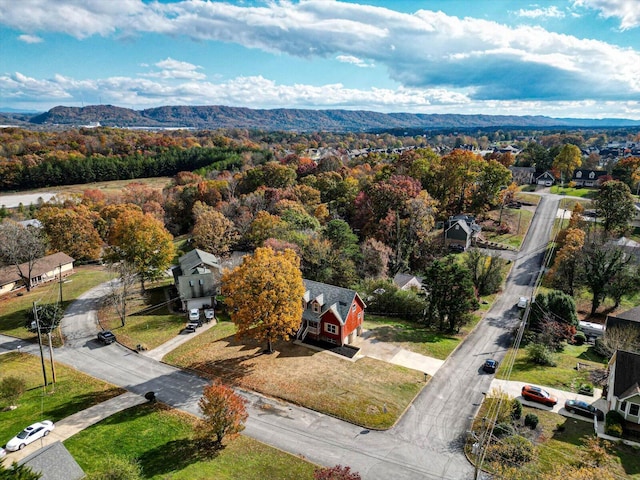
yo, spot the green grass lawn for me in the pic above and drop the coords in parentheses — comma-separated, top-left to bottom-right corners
(549, 186, 598, 198)
(99, 280, 186, 351)
(0, 352, 124, 448)
(498, 344, 607, 391)
(0, 265, 115, 339)
(64, 402, 317, 480)
(164, 319, 424, 429)
(362, 315, 460, 360)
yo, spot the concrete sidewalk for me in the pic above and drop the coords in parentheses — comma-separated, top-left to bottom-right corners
(352, 331, 445, 376)
(4, 392, 147, 463)
(143, 320, 217, 361)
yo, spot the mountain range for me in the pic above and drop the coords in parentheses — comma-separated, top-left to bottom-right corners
(2, 104, 640, 132)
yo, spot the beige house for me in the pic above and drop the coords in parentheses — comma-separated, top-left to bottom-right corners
(0, 252, 74, 296)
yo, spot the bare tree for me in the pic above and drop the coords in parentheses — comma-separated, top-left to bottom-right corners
(107, 261, 137, 326)
(0, 220, 47, 291)
(596, 325, 640, 358)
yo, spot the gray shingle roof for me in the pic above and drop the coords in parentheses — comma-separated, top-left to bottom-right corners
(303, 279, 359, 325)
(612, 350, 640, 399)
(18, 441, 85, 480)
(178, 249, 220, 274)
(0, 252, 74, 287)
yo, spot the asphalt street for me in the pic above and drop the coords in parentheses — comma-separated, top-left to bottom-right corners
(0, 191, 565, 479)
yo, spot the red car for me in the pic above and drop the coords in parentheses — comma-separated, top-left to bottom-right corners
(521, 385, 557, 407)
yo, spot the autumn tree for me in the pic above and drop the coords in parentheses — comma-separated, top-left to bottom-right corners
(0, 220, 47, 291)
(552, 144, 582, 185)
(422, 257, 478, 333)
(192, 201, 238, 256)
(196, 381, 248, 449)
(595, 324, 640, 357)
(359, 238, 392, 279)
(528, 290, 578, 348)
(222, 247, 305, 353)
(105, 210, 175, 291)
(549, 227, 585, 295)
(36, 205, 103, 261)
(594, 180, 635, 236)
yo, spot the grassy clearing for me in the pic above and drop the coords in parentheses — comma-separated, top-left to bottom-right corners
(164, 320, 424, 429)
(549, 186, 598, 198)
(480, 207, 534, 248)
(498, 344, 607, 391)
(0, 265, 115, 339)
(64, 402, 316, 480)
(362, 315, 460, 360)
(19, 177, 173, 197)
(0, 352, 124, 448)
(98, 280, 185, 351)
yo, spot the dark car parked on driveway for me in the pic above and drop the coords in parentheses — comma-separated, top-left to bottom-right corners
(564, 399, 604, 421)
(97, 330, 116, 345)
(521, 384, 557, 407)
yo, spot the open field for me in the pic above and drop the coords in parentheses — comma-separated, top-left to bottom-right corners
(164, 321, 425, 429)
(0, 352, 124, 448)
(64, 402, 317, 480)
(4, 177, 173, 198)
(0, 265, 115, 339)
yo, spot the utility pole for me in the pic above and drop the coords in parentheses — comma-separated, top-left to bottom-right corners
(58, 263, 63, 304)
(33, 302, 48, 387)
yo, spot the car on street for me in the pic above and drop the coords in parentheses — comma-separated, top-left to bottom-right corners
(5, 421, 54, 451)
(517, 297, 528, 309)
(521, 384, 557, 407)
(564, 399, 604, 421)
(97, 330, 116, 345)
(188, 308, 200, 321)
(204, 309, 215, 322)
(482, 359, 498, 374)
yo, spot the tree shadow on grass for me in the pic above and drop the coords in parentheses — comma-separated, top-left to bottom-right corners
(190, 354, 256, 386)
(39, 389, 125, 423)
(137, 438, 222, 477)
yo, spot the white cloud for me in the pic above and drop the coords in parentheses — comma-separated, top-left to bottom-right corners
(2, 0, 640, 106)
(141, 58, 206, 80)
(17, 34, 43, 43)
(336, 55, 374, 68)
(514, 6, 565, 19)
(573, 0, 640, 29)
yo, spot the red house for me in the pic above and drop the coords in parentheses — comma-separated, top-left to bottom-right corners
(298, 279, 366, 346)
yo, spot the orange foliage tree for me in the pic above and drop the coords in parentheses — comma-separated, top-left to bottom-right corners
(196, 381, 248, 448)
(222, 247, 304, 353)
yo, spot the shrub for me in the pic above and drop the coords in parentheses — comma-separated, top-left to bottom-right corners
(526, 343, 556, 366)
(605, 422, 623, 438)
(0, 376, 27, 406)
(493, 422, 516, 438)
(573, 331, 587, 345)
(93, 455, 142, 480)
(485, 435, 535, 465)
(578, 383, 594, 396)
(314, 465, 361, 480)
(605, 410, 624, 437)
(524, 413, 539, 429)
(511, 400, 522, 420)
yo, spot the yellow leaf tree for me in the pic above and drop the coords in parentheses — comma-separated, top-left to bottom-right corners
(222, 247, 304, 353)
(106, 209, 175, 291)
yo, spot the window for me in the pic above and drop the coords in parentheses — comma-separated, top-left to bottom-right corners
(325, 323, 337, 334)
(358, 312, 363, 320)
(630, 403, 640, 417)
(313, 302, 321, 313)
(352, 304, 356, 312)
(621, 401, 628, 413)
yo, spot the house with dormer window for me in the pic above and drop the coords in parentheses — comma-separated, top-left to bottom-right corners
(298, 279, 366, 346)
(572, 169, 608, 187)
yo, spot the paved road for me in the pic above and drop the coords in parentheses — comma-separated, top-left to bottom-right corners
(0, 193, 563, 479)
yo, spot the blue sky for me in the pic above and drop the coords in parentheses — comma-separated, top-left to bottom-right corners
(2, 0, 640, 118)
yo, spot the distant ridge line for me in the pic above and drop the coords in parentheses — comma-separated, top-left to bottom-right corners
(6, 104, 640, 132)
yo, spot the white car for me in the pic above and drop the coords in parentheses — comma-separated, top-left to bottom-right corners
(204, 309, 215, 321)
(5, 421, 54, 451)
(517, 297, 529, 309)
(188, 308, 200, 321)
